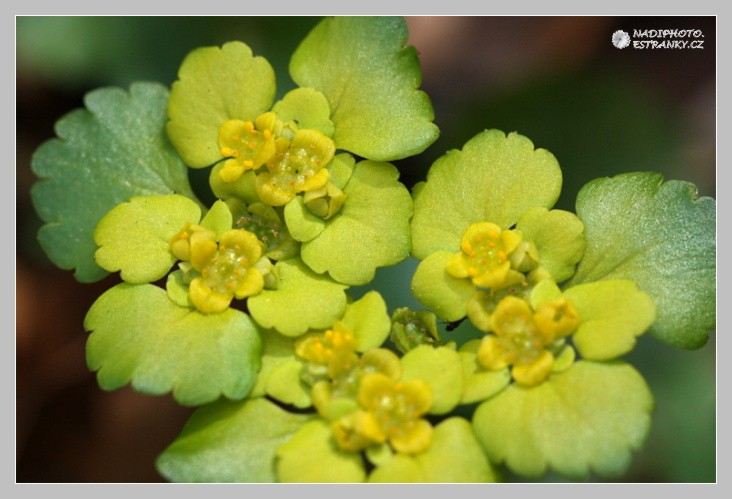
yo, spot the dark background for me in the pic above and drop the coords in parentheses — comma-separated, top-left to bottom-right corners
(16, 16, 716, 482)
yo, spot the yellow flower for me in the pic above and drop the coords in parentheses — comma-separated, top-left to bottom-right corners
(332, 372, 433, 454)
(477, 295, 579, 387)
(295, 321, 359, 379)
(255, 128, 335, 206)
(446, 222, 534, 290)
(185, 228, 266, 314)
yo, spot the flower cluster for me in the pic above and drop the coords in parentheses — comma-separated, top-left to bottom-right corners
(29, 16, 716, 484)
(296, 324, 434, 454)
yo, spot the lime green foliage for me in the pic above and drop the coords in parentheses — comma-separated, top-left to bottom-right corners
(410, 130, 573, 323)
(565, 280, 657, 360)
(252, 291, 390, 407)
(411, 251, 476, 321)
(276, 420, 367, 482)
(167, 41, 275, 167)
(272, 87, 335, 136)
(473, 361, 653, 479)
(94, 194, 201, 283)
(249, 330, 310, 407)
(248, 258, 348, 337)
(400, 346, 463, 415)
(31, 83, 198, 282)
(157, 398, 313, 482)
(368, 418, 499, 483)
(570, 173, 715, 349)
(290, 16, 439, 161)
(199, 199, 234, 237)
(411, 129, 562, 259)
(299, 160, 414, 285)
(341, 291, 392, 350)
(517, 207, 585, 282)
(405, 126, 681, 480)
(459, 340, 512, 405)
(85, 283, 262, 406)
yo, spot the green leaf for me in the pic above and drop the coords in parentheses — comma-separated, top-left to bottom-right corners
(85, 283, 262, 406)
(167, 41, 276, 167)
(248, 258, 349, 337)
(166, 270, 192, 308)
(341, 291, 391, 351)
(94, 194, 200, 283)
(401, 346, 464, 415)
(276, 420, 366, 482)
(157, 397, 313, 483)
(272, 87, 334, 136)
(210, 167, 260, 204)
(411, 130, 562, 259)
(564, 280, 656, 360)
(31, 83, 198, 282)
(368, 417, 499, 483)
(266, 360, 312, 409)
(200, 199, 233, 239)
(250, 329, 311, 409)
(290, 16, 439, 161)
(284, 196, 325, 242)
(459, 340, 511, 405)
(327, 152, 356, 189)
(517, 207, 585, 283)
(473, 360, 653, 479)
(300, 160, 413, 285)
(569, 173, 716, 349)
(411, 251, 475, 322)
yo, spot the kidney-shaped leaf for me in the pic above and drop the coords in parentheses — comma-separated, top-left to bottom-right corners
(290, 16, 438, 161)
(473, 360, 653, 479)
(85, 283, 262, 406)
(31, 83, 198, 282)
(570, 173, 715, 349)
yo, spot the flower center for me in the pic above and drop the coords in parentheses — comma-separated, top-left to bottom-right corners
(235, 210, 287, 255)
(255, 127, 335, 206)
(446, 222, 530, 290)
(201, 242, 252, 294)
(491, 296, 546, 365)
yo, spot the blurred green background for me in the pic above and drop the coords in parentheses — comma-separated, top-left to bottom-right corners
(16, 16, 715, 483)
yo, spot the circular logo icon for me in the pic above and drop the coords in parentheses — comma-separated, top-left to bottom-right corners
(612, 30, 631, 49)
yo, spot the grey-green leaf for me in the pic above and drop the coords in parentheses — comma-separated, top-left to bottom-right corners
(31, 83, 198, 282)
(569, 172, 715, 349)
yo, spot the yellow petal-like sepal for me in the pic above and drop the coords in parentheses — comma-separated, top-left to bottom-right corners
(189, 276, 234, 314)
(511, 349, 554, 387)
(477, 335, 509, 371)
(389, 418, 433, 455)
(533, 298, 580, 341)
(217, 118, 277, 183)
